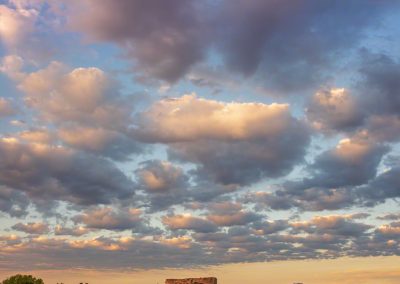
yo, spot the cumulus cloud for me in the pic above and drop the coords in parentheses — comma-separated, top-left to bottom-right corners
(241, 133, 389, 212)
(290, 215, 372, 237)
(162, 214, 218, 233)
(54, 224, 89, 236)
(12, 222, 49, 234)
(136, 160, 188, 193)
(205, 202, 262, 227)
(308, 135, 388, 188)
(73, 207, 144, 231)
(134, 160, 239, 211)
(356, 163, 400, 206)
(0, 54, 25, 81)
(0, 137, 134, 205)
(0, 186, 29, 217)
(136, 94, 310, 185)
(66, 0, 207, 83)
(0, 2, 38, 49)
(0, 97, 15, 117)
(18, 63, 130, 128)
(3, 60, 143, 160)
(306, 88, 363, 131)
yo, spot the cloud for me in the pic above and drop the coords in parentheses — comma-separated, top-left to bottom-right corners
(0, 186, 29, 217)
(136, 160, 188, 193)
(134, 160, 240, 212)
(64, 0, 394, 90)
(4, 60, 143, 160)
(290, 215, 372, 237)
(357, 164, 400, 206)
(73, 207, 143, 231)
(241, 132, 389, 212)
(136, 94, 310, 185)
(162, 214, 218, 233)
(0, 54, 25, 81)
(12, 222, 49, 234)
(0, 2, 38, 49)
(251, 220, 289, 235)
(0, 213, 397, 270)
(54, 224, 89, 236)
(308, 135, 388, 188)
(57, 126, 140, 161)
(18, 63, 131, 129)
(377, 213, 400, 221)
(364, 115, 400, 143)
(213, 1, 392, 92)
(66, 0, 207, 83)
(0, 137, 134, 205)
(306, 88, 363, 132)
(205, 202, 262, 227)
(207, 211, 260, 227)
(0, 97, 15, 117)
(359, 52, 400, 116)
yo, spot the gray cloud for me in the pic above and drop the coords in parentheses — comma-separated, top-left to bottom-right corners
(0, 186, 29, 217)
(306, 88, 364, 132)
(0, 139, 134, 205)
(359, 52, 400, 116)
(72, 207, 143, 231)
(66, 0, 395, 92)
(67, 0, 207, 83)
(308, 138, 388, 189)
(12, 222, 50, 235)
(136, 95, 310, 186)
(357, 164, 400, 207)
(163, 214, 218, 233)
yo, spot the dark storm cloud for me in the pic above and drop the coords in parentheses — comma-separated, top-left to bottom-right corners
(0, 139, 134, 206)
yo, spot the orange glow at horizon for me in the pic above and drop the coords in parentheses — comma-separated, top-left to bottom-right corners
(1, 256, 399, 284)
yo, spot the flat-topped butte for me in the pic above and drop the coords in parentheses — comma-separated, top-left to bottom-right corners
(165, 277, 217, 284)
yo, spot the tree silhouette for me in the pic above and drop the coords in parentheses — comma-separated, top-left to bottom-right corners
(2, 274, 44, 284)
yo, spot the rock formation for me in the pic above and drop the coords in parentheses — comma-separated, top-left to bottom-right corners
(165, 277, 217, 284)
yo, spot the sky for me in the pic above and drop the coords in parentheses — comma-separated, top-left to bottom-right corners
(0, 0, 400, 283)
